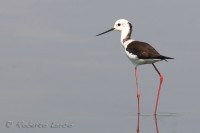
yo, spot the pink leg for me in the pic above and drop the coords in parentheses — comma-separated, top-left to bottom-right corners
(134, 66, 140, 114)
(152, 63, 163, 115)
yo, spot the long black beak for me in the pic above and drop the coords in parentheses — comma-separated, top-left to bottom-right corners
(96, 28, 115, 36)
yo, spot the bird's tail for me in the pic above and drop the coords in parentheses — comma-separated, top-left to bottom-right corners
(159, 55, 174, 62)
(159, 55, 174, 60)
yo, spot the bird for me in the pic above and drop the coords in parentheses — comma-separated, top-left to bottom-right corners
(96, 19, 174, 115)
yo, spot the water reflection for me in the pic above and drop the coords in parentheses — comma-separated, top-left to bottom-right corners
(136, 113, 178, 133)
(136, 114, 159, 133)
(154, 115, 159, 133)
(137, 114, 140, 133)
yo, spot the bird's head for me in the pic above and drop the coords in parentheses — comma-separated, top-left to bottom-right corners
(96, 19, 132, 36)
(114, 19, 131, 32)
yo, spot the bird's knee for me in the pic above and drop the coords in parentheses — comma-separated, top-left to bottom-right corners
(160, 74, 163, 81)
(137, 94, 140, 99)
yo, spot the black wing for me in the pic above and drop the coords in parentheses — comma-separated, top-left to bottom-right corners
(126, 41, 173, 59)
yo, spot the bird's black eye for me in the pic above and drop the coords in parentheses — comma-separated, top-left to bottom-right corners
(117, 23, 121, 26)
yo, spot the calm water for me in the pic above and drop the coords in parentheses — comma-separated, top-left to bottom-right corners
(1, 112, 199, 133)
(0, 59, 199, 133)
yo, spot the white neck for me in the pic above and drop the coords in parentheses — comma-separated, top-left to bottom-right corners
(120, 29, 133, 47)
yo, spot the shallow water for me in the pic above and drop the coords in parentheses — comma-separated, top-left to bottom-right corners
(0, 59, 199, 133)
(68, 112, 199, 133)
(1, 111, 199, 133)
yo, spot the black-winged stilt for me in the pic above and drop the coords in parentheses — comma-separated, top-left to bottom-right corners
(96, 19, 174, 115)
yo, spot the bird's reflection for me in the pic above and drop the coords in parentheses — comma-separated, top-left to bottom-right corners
(154, 115, 159, 133)
(136, 114, 159, 133)
(137, 114, 140, 133)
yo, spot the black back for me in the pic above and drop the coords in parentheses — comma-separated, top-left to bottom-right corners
(126, 41, 174, 59)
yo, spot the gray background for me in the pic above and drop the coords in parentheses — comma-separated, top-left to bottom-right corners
(0, 0, 199, 132)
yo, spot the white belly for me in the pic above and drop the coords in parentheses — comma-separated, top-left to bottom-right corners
(125, 50, 160, 66)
